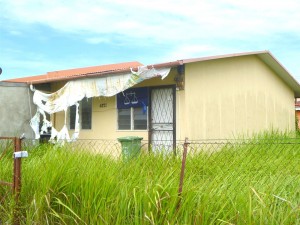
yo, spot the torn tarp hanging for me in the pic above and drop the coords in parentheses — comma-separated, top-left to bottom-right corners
(30, 66, 171, 142)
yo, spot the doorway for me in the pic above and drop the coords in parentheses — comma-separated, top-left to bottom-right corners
(149, 86, 176, 153)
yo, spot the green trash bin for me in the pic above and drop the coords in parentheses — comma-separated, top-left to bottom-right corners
(117, 136, 143, 161)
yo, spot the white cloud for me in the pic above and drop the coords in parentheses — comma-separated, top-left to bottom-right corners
(161, 44, 220, 62)
(85, 37, 111, 44)
(1, 0, 300, 80)
(0, 49, 106, 79)
(2, 0, 300, 44)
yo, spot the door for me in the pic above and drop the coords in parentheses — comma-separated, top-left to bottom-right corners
(149, 86, 176, 153)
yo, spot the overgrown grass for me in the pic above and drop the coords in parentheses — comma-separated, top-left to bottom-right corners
(1, 136, 300, 224)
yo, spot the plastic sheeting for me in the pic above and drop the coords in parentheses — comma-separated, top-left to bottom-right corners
(30, 66, 171, 142)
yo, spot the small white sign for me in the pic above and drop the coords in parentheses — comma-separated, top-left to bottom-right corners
(13, 151, 28, 158)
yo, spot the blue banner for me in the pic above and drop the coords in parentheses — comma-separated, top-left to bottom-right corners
(117, 87, 149, 110)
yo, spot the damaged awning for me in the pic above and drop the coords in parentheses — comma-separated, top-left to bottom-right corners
(30, 66, 171, 142)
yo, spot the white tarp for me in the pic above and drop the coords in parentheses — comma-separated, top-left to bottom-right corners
(30, 66, 171, 142)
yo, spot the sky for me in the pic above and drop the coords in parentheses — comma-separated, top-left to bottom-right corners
(0, 0, 300, 82)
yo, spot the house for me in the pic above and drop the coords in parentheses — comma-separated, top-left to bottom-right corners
(4, 51, 300, 149)
(295, 101, 300, 129)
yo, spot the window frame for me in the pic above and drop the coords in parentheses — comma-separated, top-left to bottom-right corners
(116, 87, 149, 131)
(117, 106, 148, 131)
(133, 107, 148, 130)
(69, 98, 92, 130)
(117, 108, 131, 130)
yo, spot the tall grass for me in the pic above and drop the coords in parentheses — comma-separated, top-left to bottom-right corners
(0, 136, 300, 224)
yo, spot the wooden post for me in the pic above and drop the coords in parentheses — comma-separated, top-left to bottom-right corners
(176, 137, 190, 211)
(13, 137, 22, 199)
(13, 137, 22, 225)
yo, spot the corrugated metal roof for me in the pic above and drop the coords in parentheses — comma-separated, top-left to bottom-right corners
(5, 61, 143, 84)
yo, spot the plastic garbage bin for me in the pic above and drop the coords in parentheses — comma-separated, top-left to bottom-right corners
(117, 136, 143, 161)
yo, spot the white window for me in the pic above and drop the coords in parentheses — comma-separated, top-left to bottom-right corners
(117, 87, 148, 130)
(133, 107, 148, 129)
(118, 108, 131, 130)
(118, 107, 148, 130)
(69, 98, 92, 130)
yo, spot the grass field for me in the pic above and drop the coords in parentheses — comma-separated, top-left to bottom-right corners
(0, 136, 300, 224)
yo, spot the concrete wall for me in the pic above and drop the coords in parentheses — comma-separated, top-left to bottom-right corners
(183, 55, 295, 140)
(0, 82, 36, 139)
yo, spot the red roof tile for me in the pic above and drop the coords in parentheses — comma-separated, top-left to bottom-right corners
(5, 61, 143, 84)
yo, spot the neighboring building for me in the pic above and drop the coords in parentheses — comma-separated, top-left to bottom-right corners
(4, 51, 300, 148)
(295, 101, 300, 129)
(0, 81, 36, 139)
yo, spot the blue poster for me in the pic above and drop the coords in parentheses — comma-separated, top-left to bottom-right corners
(117, 87, 149, 110)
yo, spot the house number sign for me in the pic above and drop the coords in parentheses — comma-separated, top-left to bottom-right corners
(99, 103, 107, 108)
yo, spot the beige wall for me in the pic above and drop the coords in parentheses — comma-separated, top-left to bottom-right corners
(182, 55, 295, 140)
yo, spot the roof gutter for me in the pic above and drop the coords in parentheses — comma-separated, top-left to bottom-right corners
(29, 69, 133, 84)
(146, 60, 182, 69)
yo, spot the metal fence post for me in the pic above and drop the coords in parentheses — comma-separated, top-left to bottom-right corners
(177, 137, 190, 210)
(13, 137, 22, 200)
(13, 137, 22, 225)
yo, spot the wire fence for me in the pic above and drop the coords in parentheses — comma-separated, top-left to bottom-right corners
(0, 137, 14, 205)
(22, 137, 300, 200)
(182, 138, 300, 195)
(22, 136, 300, 154)
(1, 137, 300, 224)
(21, 138, 300, 193)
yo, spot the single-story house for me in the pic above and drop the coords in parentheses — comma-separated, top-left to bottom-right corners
(4, 50, 300, 149)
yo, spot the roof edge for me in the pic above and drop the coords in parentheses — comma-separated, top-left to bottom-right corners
(30, 61, 180, 84)
(3, 51, 300, 97)
(181, 50, 270, 64)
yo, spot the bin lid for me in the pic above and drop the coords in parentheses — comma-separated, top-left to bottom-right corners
(117, 136, 143, 142)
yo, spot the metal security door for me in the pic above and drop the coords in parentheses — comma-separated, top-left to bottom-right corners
(149, 86, 176, 153)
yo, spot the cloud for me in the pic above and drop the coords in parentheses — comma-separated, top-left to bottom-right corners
(1, 0, 300, 80)
(85, 37, 112, 44)
(160, 44, 220, 62)
(2, 0, 300, 45)
(0, 48, 106, 79)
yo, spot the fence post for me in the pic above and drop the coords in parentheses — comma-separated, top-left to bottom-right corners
(13, 137, 22, 225)
(13, 137, 22, 200)
(177, 137, 190, 210)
